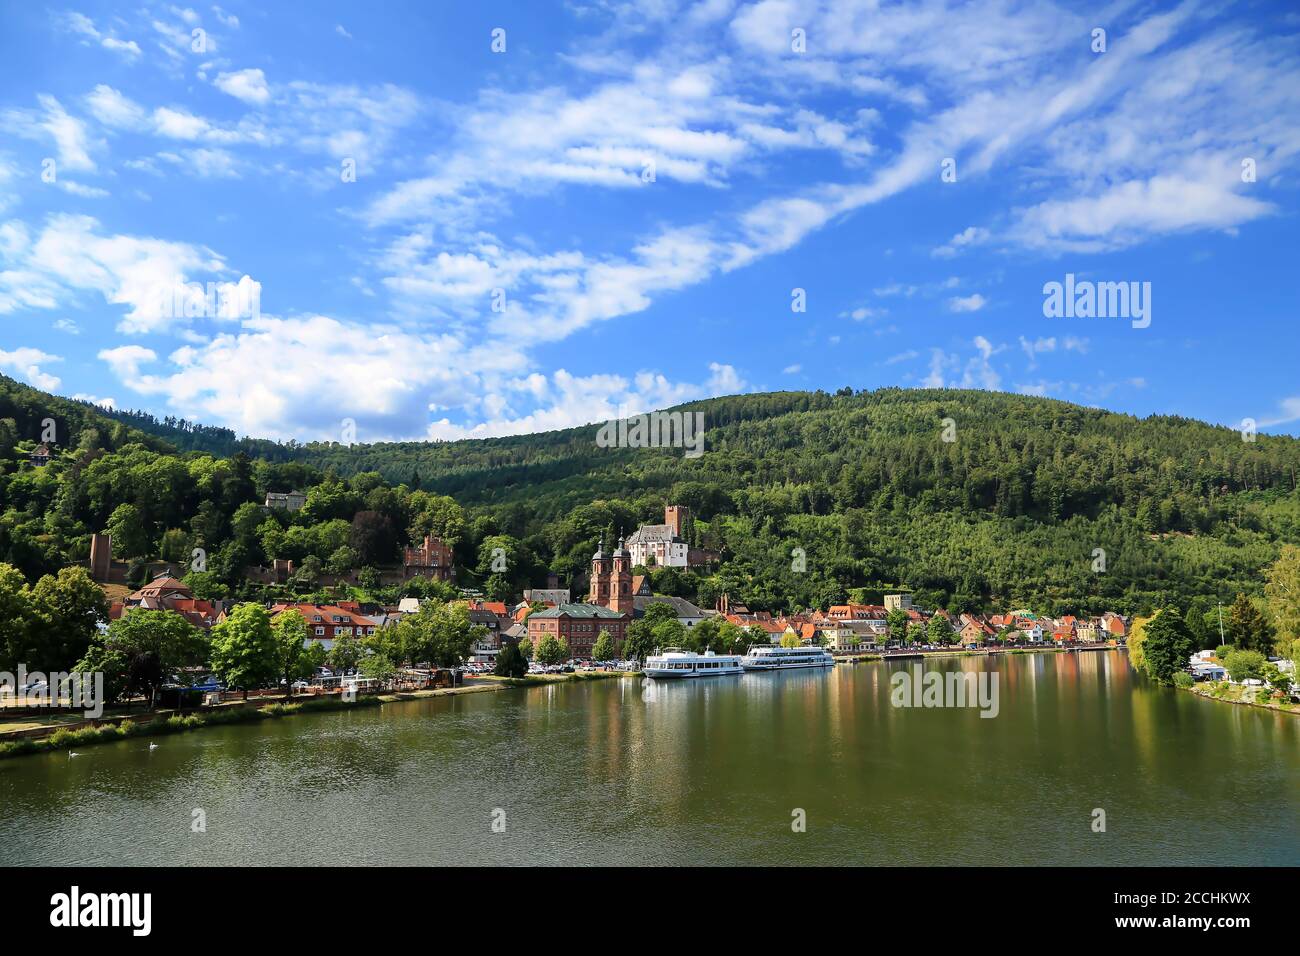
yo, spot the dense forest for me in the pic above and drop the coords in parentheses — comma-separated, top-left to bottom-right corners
(2, 373, 1298, 617)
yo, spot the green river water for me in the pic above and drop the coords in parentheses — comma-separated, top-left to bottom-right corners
(1, 650, 1296, 865)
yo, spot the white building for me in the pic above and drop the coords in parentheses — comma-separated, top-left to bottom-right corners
(884, 592, 913, 611)
(625, 524, 688, 568)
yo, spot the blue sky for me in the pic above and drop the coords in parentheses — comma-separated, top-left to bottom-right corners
(1, 0, 1298, 443)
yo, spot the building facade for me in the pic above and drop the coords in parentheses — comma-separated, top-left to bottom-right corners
(527, 603, 629, 658)
(265, 490, 306, 511)
(270, 603, 379, 649)
(884, 592, 914, 611)
(403, 534, 455, 581)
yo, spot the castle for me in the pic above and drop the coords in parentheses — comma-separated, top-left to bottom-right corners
(403, 534, 455, 581)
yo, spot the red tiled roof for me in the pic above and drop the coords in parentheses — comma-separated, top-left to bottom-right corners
(271, 603, 379, 629)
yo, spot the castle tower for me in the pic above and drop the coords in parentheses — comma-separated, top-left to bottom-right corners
(609, 536, 634, 614)
(664, 504, 692, 543)
(589, 537, 611, 606)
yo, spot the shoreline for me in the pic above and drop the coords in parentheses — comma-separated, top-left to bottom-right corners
(0, 669, 634, 760)
(833, 642, 1119, 662)
(1182, 680, 1300, 717)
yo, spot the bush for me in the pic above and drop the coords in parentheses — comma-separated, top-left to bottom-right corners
(1173, 671, 1194, 689)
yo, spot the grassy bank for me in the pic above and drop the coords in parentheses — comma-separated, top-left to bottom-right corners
(0, 670, 638, 759)
(1184, 680, 1300, 716)
(0, 695, 382, 760)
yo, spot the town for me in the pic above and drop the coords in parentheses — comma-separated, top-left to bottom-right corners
(98, 501, 1137, 673)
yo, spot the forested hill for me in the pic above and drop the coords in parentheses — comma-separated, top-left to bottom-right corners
(2, 372, 1298, 616)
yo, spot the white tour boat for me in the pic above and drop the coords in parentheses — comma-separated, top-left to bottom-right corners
(740, 644, 836, 671)
(643, 649, 744, 679)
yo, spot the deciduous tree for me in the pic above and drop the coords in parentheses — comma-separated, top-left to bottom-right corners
(211, 603, 277, 700)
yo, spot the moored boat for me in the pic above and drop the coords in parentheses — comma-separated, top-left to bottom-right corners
(644, 649, 744, 679)
(740, 645, 835, 671)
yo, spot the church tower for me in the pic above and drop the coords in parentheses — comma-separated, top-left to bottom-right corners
(589, 537, 611, 606)
(609, 536, 634, 614)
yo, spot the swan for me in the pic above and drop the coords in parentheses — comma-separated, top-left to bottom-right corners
(68, 751, 81, 758)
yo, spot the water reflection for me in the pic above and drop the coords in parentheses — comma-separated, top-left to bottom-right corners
(0, 651, 1296, 866)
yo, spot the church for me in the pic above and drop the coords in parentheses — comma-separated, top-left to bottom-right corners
(525, 536, 632, 658)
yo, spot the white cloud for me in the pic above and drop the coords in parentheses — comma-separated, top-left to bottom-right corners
(948, 293, 987, 313)
(426, 363, 747, 442)
(924, 337, 1004, 390)
(212, 6, 240, 29)
(57, 180, 110, 198)
(0, 96, 100, 173)
(73, 393, 116, 409)
(99, 345, 158, 379)
(97, 308, 747, 441)
(1259, 397, 1300, 428)
(932, 225, 989, 258)
(883, 350, 918, 365)
(1011, 172, 1275, 251)
(0, 214, 241, 334)
(159, 147, 240, 178)
(60, 12, 141, 61)
(85, 85, 148, 129)
(0, 347, 63, 390)
(152, 107, 212, 140)
(214, 68, 270, 105)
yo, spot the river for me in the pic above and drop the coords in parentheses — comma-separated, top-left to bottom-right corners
(1, 650, 1296, 865)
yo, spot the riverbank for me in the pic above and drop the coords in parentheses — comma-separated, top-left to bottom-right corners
(1184, 680, 1300, 716)
(833, 643, 1111, 663)
(0, 695, 383, 760)
(0, 669, 638, 760)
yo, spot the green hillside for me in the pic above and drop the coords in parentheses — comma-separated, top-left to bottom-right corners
(2, 373, 1297, 617)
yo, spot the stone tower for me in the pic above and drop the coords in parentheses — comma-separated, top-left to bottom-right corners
(89, 533, 113, 583)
